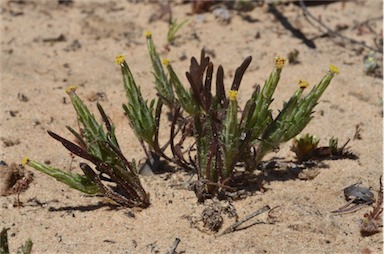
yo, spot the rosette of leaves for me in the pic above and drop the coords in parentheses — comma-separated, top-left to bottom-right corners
(24, 86, 149, 208)
(291, 134, 320, 162)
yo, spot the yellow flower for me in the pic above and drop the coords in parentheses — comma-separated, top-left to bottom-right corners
(274, 56, 287, 69)
(298, 79, 309, 89)
(65, 85, 78, 94)
(144, 31, 152, 38)
(115, 54, 125, 65)
(228, 90, 238, 101)
(22, 157, 29, 166)
(162, 58, 170, 66)
(328, 64, 339, 75)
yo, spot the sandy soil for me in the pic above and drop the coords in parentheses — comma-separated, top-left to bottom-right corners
(0, 0, 383, 253)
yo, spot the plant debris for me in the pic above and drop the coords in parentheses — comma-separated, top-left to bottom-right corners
(0, 162, 33, 198)
(221, 205, 270, 235)
(332, 182, 375, 214)
(359, 176, 383, 236)
(187, 199, 238, 233)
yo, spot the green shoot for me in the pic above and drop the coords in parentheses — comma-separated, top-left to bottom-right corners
(167, 19, 188, 44)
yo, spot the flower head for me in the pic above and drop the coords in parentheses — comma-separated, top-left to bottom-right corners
(22, 157, 29, 166)
(274, 56, 287, 69)
(144, 31, 152, 38)
(298, 79, 309, 89)
(228, 90, 238, 101)
(115, 54, 125, 65)
(65, 85, 78, 95)
(328, 64, 339, 75)
(162, 58, 170, 66)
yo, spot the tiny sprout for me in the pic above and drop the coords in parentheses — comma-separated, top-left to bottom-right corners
(115, 55, 125, 65)
(363, 51, 380, 76)
(298, 80, 309, 89)
(328, 64, 339, 75)
(228, 90, 238, 101)
(274, 56, 287, 69)
(167, 19, 189, 44)
(329, 137, 339, 154)
(291, 134, 320, 162)
(287, 49, 299, 64)
(144, 31, 152, 38)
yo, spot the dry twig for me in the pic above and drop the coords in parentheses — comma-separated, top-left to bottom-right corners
(299, 0, 382, 53)
(221, 205, 270, 235)
(166, 238, 181, 254)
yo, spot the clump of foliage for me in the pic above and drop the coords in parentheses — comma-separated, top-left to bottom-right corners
(119, 32, 339, 200)
(24, 32, 339, 206)
(291, 134, 357, 162)
(291, 134, 320, 162)
(363, 50, 383, 78)
(23, 86, 149, 208)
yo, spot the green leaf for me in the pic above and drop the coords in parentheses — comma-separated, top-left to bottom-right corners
(25, 159, 101, 194)
(167, 19, 189, 43)
(146, 33, 174, 107)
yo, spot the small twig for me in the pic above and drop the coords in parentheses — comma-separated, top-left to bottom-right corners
(166, 238, 181, 254)
(351, 16, 383, 31)
(331, 199, 370, 214)
(221, 205, 270, 235)
(299, 0, 382, 53)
